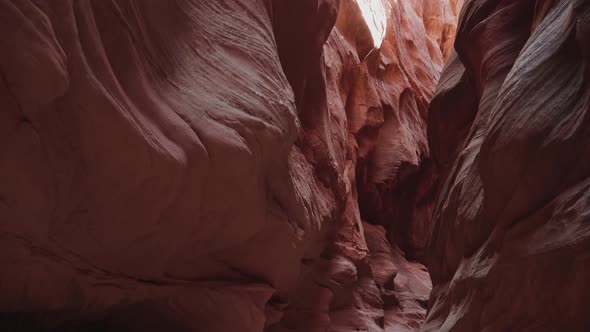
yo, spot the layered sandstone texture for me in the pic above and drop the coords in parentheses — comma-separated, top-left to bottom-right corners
(425, 0, 590, 330)
(272, 0, 458, 330)
(0, 0, 454, 331)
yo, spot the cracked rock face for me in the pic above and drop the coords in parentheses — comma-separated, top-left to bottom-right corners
(425, 0, 590, 330)
(0, 0, 456, 330)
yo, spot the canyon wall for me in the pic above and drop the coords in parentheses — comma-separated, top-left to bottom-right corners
(425, 0, 590, 330)
(271, 0, 459, 330)
(0, 0, 455, 331)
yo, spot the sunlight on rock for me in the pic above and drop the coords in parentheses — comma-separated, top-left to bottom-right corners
(356, 0, 387, 48)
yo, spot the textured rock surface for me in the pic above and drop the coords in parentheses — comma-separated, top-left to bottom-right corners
(271, 0, 458, 330)
(425, 0, 590, 330)
(0, 0, 455, 330)
(1, 1, 306, 330)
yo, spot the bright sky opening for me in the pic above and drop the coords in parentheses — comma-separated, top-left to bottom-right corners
(356, 0, 387, 48)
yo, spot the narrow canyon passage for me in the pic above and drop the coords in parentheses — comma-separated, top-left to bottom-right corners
(0, 0, 589, 331)
(268, 0, 459, 330)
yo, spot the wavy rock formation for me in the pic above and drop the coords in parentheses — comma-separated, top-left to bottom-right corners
(425, 0, 590, 330)
(0, 0, 456, 331)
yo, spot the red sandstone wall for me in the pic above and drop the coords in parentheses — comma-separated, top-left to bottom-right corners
(270, 0, 458, 329)
(425, 0, 590, 330)
(0, 0, 456, 330)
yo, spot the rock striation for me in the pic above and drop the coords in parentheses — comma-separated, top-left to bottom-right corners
(0, 0, 456, 330)
(425, 0, 590, 330)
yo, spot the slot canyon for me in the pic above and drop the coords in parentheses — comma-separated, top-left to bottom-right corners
(0, 0, 589, 331)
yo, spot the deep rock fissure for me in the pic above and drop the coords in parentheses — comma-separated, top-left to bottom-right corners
(267, 0, 459, 330)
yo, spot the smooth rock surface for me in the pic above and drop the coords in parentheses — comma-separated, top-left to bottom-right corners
(425, 0, 590, 330)
(0, 0, 456, 330)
